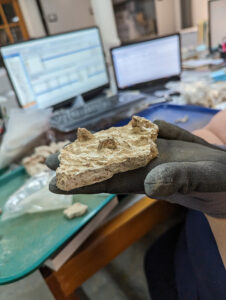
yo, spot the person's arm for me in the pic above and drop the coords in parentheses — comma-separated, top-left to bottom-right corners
(193, 123, 226, 269)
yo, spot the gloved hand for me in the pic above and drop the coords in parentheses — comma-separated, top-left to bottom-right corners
(46, 120, 226, 218)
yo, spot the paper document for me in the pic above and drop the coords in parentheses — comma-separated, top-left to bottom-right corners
(183, 58, 224, 68)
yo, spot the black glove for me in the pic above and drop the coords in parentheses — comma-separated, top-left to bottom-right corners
(46, 121, 226, 217)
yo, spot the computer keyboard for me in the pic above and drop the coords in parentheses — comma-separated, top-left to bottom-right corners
(50, 93, 146, 132)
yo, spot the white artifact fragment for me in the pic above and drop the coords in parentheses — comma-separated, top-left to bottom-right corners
(175, 115, 189, 124)
(22, 140, 69, 176)
(64, 203, 88, 219)
(56, 116, 159, 191)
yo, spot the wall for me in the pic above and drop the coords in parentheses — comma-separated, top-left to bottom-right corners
(40, 0, 95, 35)
(209, 0, 226, 48)
(181, 0, 192, 28)
(18, 0, 46, 38)
(155, 0, 182, 35)
(91, 0, 120, 61)
(191, 0, 208, 25)
(19, 0, 96, 37)
(174, 0, 182, 31)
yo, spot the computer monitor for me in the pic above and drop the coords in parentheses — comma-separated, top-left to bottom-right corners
(111, 34, 181, 90)
(0, 27, 109, 109)
(209, 0, 226, 51)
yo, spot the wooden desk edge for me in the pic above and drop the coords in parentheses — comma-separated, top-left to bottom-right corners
(45, 197, 179, 298)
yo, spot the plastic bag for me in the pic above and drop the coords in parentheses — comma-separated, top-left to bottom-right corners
(0, 108, 51, 169)
(1, 172, 72, 221)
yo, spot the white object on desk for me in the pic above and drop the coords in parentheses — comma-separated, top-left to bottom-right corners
(180, 27, 198, 50)
(0, 91, 19, 118)
(0, 108, 51, 169)
(215, 101, 226, 110)
(183, 58, 224, 69)
(0, 68, 11, 95)
(64, 203, 88, 219)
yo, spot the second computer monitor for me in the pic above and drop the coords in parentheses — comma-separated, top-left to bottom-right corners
(111, 34, 181, 90)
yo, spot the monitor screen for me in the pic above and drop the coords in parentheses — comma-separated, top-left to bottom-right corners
(0, 27, 109, 109)
(111, 34, 181, 89)
(209, 0, 226, 50)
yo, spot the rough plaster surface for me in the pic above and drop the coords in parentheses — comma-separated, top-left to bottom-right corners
(56, 116, 159, 191)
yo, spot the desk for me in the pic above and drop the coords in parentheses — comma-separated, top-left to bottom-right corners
(42, 197, 178, 300)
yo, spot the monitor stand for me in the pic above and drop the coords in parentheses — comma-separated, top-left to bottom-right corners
(52, 88, 109, 112)
(71, 95, 85, 108)
(52, 94, 85, 112)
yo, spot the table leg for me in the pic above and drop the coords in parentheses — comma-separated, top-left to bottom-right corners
(40, 267, 89, 300)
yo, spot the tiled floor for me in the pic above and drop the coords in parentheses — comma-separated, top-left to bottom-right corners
(0, 215, 180, 300)
(0, 271, 54, 300)
(83, 215, 179, 300)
